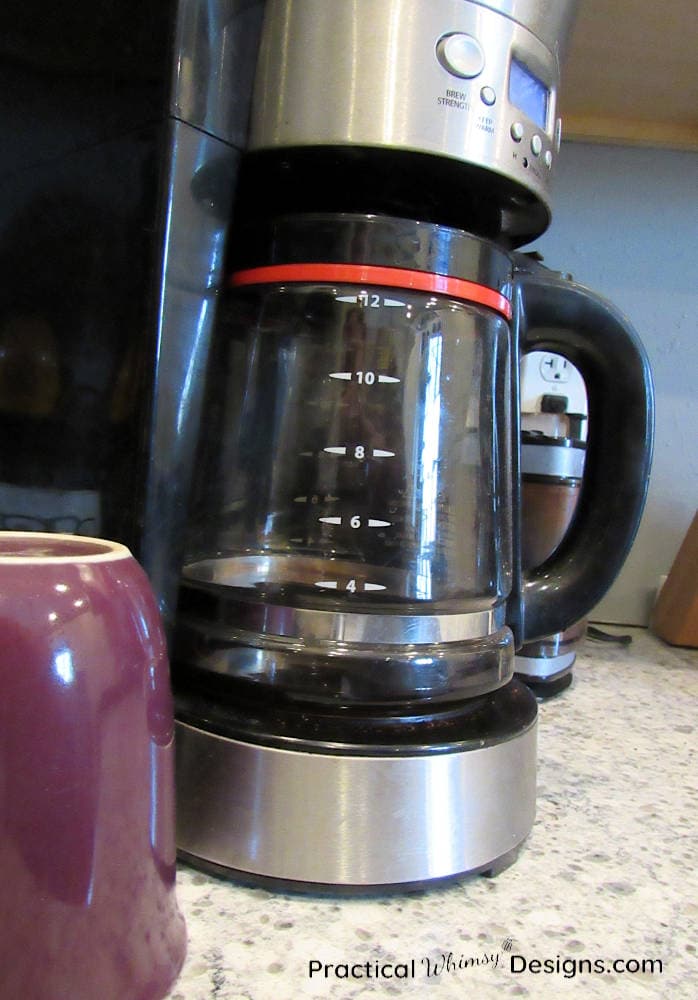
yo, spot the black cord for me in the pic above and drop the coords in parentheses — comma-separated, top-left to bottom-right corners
(586, 625, 633, 646)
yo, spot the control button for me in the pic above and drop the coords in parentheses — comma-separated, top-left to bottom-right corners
(555, 117, 562, 152)
(530, 134, 542, 156)
(510, 122, 524, 142)
(544, 150, 553, 169)
(436, 33, 485, 79)
(480, 86, 496, 106)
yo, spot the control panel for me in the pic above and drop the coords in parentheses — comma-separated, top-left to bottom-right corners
(433, 22, 560, 186)
(250, 0, 566, 237)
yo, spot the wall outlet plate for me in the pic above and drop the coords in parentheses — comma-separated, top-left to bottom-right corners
(520, 351, 588, 417)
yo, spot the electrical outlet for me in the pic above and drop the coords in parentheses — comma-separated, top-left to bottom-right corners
(539, 353, 571, 383)
(520, 351, 588, 418)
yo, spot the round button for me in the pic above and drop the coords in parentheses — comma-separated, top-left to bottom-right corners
(436, 33, 485, 79)
(544, 150, 553, 169)
(480, 86, 496, 106)
(510, 122, 524, 142)
(530, 134, 542, 156)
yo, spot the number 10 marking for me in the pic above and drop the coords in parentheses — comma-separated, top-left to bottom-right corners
(329, 371, 401, 384)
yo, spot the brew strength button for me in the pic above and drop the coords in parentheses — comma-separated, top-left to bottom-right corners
(436, 33, 485, 79)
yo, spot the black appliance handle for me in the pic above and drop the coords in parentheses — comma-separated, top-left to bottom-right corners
(512, 270, 654, 643)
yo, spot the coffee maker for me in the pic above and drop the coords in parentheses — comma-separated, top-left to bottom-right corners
(171, 1, 654, 889)
(2, 0, 654, 891)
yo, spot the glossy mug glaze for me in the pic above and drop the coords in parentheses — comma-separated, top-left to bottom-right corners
(0, 533, 186, 999)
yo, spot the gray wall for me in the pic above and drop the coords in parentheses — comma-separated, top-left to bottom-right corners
(530, 142, 698, 625)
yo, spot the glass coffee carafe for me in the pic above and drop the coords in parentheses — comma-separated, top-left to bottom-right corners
(173, 214, 653, 889)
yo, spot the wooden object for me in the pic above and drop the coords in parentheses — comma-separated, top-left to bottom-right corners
(651, 510, 698, 647)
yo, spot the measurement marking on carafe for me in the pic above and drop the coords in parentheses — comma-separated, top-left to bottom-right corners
(313, 580, 387, 592)
(323, 444, 395, 459)
(295, 494, 339, 504)
(318, 515, 392, 528)
(333, 292, 404, 308)
(364, 583, 387, 590)
(314, 581, 339, 589)
(329, 371, 401, 384)
(322, 444, 395, 458)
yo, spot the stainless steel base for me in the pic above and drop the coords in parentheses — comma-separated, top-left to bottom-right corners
(175, 719, 537, 888)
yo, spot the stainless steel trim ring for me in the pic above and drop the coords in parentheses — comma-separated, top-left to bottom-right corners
(182, 554, 506, 644)
(515, 650, 576, 679)
(196, 602, 506, 645)
(521, 442, 586, 480)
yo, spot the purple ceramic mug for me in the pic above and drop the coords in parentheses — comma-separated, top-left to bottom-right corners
(0, 532, 186, 999)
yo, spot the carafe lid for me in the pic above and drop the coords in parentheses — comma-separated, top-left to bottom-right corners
(229, 213, 512, 294)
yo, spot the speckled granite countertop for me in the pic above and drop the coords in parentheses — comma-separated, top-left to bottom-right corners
(170, 628, 697, 999)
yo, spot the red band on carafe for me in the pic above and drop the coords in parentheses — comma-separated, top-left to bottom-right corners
(229, 263, 512, 320)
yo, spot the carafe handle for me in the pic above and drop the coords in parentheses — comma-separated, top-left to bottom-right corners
(510, 268, 654, 643)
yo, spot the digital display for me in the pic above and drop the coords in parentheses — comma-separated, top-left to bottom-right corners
(509, 57, 549, 130)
